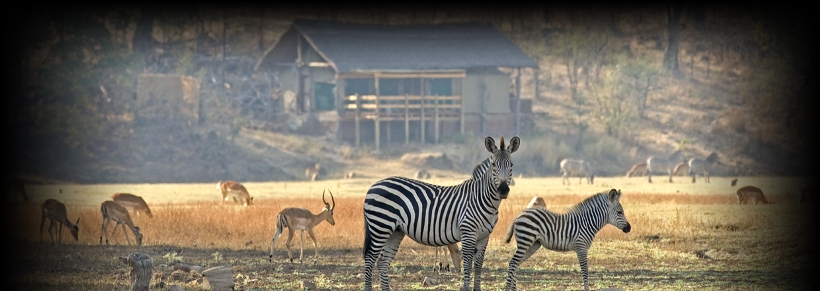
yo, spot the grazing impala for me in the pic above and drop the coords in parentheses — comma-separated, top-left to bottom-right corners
(672, 162, 689, 176)
(526, 196, 546, 208)
(269, 189, 336, 264)
(40, 199, 80, 245)
(216, 180, 254, 206)
(305, 163, 321, 181)
(100, 200, 143, 246)
(625, 161, 648, 178)
(7, 178, 30, 202)
(111, 193, 153, 218)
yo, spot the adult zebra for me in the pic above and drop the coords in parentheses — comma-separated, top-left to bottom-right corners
(646, 150, 683, 183)
(688, 152, 719, 183)
(503, 189, 631, 291)
(362, 136, 520, 291)
(559, 158, 594, 185)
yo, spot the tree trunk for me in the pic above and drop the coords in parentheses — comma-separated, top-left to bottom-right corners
(663, 3, 683, 79)
(133, 7, 157, 57)
(119, 252, 153, 291)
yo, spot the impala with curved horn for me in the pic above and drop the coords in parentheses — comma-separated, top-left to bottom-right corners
(269, 189, 336, 264)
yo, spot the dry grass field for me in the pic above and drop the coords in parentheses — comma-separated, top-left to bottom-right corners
(7, 175, 816, 290)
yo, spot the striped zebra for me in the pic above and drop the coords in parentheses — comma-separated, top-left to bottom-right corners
(362, 136, 520, 291)
(646, 150, 683, 183)
(503, 189, 631, 291)
(559, 159, 594, 185)
(688, 152, 719, 183)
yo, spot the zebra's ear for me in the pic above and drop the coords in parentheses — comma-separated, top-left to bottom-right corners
(507, 136, 520, 153)
(485, 136, 498, 153)
(608, 189, 621, 201)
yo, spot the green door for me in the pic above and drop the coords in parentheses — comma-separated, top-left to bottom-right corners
(315, 82, 336, 111)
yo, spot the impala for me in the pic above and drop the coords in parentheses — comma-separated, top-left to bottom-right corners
(7, 178, 29, 202)
(216, 180, 254, 206)
(40, 199, 80, 245)
(111, 193, 153, 218)
(269, 189, 336, 264)
(100, 200, 143, 246)
(305, 163, 321, 181)
(526, 196, 546, 208)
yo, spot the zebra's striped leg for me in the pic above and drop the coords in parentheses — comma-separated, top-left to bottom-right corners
(471, 235, 490, 291)
(648, 172, 653, 183)
(504, 235, 539, 291)
(376, 230, 405, 291)
(460, 236, 477, 291)
(575, 248, 591, 291)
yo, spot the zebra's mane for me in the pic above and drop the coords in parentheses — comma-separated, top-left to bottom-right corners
(705, 152, 719, 164)
(566, 192, 612, 214)
(470, 157, 492, 180)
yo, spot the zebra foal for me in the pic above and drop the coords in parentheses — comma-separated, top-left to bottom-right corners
(646, 150, 683, 183)
(560, 158, 595, 185)
(362, 136, 520, 291)
(503, 189, 632, 291)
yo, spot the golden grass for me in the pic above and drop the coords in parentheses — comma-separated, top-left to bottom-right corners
(10, 176, 813, 290)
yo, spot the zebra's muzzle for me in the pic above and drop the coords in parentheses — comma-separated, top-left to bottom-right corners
(622, 223, 631, 233)
(498, 182, 510, 199)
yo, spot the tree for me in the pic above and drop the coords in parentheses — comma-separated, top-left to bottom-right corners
(663, 3, 684, 78)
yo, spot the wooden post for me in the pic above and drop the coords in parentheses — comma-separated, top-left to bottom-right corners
(355, 93, 360, 147)
(118, 252, 152, 291)
(481, 71, 488, 135)
(420, 79, 426, 144)
(460, 78, 464, 134)
(375, 74, 380, 152)
(405, 94, 409, 145)
(516, 68, 522, 135)
(434, 94, 439, 144)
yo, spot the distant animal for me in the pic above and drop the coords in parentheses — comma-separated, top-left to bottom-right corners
(216, 180, 254, 206)
(625, 162, 648, 178)
(40, 199, 80, 245)
(100, 200, 143, 246)
(731, 178, 738, 187)
(800, 187, 815, 203)
(345, 171, 357, 179)
(560, 158, 594, 185)
(672, 162, 689, 176)
(111, 193, 153, 218)
(434, 243, 462, 274)
(647, 150, 684, 183)
(736, 185, 770, 205)
(269, 189, 336, 264)
(688, 152, 719, 183)
(414, 169, 431, 179)
(526, 196, 546, 208)
(6, 178, 29, 202)
(306, 163, 321, 181)
(504, 189, 631, 291)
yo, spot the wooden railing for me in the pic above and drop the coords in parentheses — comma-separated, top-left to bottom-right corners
(342, 94, 464, 148)
(342, 94, 462, 121)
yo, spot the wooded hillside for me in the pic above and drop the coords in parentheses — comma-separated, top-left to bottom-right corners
(6, 4, 818, 183)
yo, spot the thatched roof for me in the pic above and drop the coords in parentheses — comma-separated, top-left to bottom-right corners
(256, 19, 538, 73)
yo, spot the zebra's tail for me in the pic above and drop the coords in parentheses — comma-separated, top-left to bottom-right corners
(504, 222, 515, 244)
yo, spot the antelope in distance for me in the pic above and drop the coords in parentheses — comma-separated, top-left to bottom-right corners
(672, 162, 689, 176)
(527, 196, 546, 208)
(216, 180, 254, 206)
(414, 169, 431, 179)
(800, 187, 815, 203)
(625, 161, 648, 178)
(736, 186, 770, 205)
(100, 200, 143, 246)
(40, 199, 80, 245)
(434, 243, 462, 274)
(111, 193, 153, 218)
(345, 171, 357, 179)
(269, 189, 336, 264)
(305, 163, 321, 181)
(6, 178, 30, 202)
